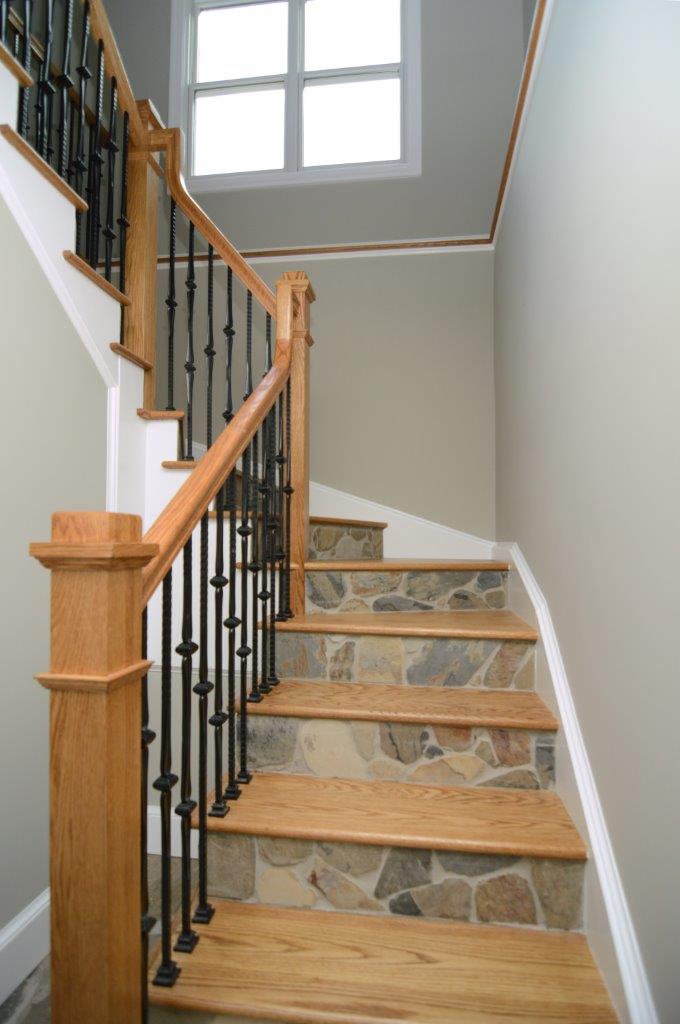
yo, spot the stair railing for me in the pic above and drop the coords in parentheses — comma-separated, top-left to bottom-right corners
(26, 1, 315, 1021)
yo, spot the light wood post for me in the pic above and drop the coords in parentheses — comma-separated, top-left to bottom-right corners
(125, 100, 162, 408)
(30, 513, 158, 1024)
(277, 271, 315, 615)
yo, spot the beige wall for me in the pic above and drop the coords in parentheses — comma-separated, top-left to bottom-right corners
(0, 198, 107, 929)
(494, 2, 680, 1020)
(157, 250, 496, 537)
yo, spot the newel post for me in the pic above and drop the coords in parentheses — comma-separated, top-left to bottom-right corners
(30, 513, 158, 1024)
(276, 271, 315, 615)
(125, 99, 162, 407)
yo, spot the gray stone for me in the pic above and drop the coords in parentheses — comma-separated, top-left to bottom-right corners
(532, 859, 584, 930)
(404, 572, 462, 602)
(447, 591, 486, 610)
(318, 842, 383, 876)
(484, 589, 507, 609)
(350, 572, 402, 596)
(307, 572, 346, 609)
(258, 837, 313, 866)
(435, 851, 521, 876)
(246, 716, 297, 768)
(411, 879, 472, 920)
(373, 596, 431, 612)
(477, 572, 503, 591)
(407, 639, 496, 687)
(328, 640, 356, 680)
(374, 848, 431, 899)
(476, 874, 537, 925)
(475, 740, 500, 767)
(379, 722, 424, 764)
(536, 743, 556, 788)
(208, 834, 255, 899)
(481, 770, 540, 790)
(277, 633, 327, 679)
(388, 891, 422, 916)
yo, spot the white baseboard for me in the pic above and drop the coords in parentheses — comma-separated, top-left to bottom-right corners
(496, 541, 658, 1024)
(0, 889, 50, 1007)
(309, 481, 495, 559)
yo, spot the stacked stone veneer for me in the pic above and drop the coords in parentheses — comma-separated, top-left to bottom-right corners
(308, 523, 384, 561)
(306, 569, 508, 614)
(245, 715, 554, 790)
(207, 835, 583, 932)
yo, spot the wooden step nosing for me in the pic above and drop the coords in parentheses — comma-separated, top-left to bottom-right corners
(110, 342, 153, 372)
(137, 408, 184, 421)
(305, 560, 510, 572)
(1, 125, 87, 211)
(274, 615, 539, 642)
(310, 515, 388, 530)
(63, 250, 130, 305)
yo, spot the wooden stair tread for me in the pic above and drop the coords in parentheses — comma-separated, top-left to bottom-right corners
(149, 902, 616, 1023)
(310, 515, 388, 530)
(276, 610, 538, 641)
(62, 250, 130, 305)
(204, 773, 586, 860)
(109, 342, 153, 372)
(244, 680, 558, 731)
(305, 558, 509, 572)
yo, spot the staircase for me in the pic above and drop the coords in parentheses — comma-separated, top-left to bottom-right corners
(0, 2, 618, 1021)
(147, 520, 615, 1023)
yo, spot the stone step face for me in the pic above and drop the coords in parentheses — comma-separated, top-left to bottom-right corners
(245, 714, 554, 790)
(308, 522, 384, 561)
(207, 833, 583, 933)
(305, 568, 508, 613)
(277, 632, 535, 690)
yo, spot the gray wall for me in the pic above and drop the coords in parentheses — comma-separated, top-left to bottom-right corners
(0, 198, 107, 931)
(158, 250, 496, 536)
(107, 0, 528, 248)
(494, 2, 680, 1020)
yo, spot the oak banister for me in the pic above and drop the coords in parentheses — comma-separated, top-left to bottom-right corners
(81, 0, 144, 144)
(147, 127, 276, 319)
(142, 351, 291, 606)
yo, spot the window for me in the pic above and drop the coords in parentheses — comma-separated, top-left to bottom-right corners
(170, 0, 421, 190)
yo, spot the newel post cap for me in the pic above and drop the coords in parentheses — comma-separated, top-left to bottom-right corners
(29, 511, 159, 570)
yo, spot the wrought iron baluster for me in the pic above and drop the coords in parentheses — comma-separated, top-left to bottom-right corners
(140, 608, 156, 1019)
(192, 510, 214, 925)
(166, 198, 177, 409)
(224, 468, 240, 801)
(56, 0, 74, 178)
(258, 416, 271, 696)
(283, 376, 294, 617)
(267, 403, 279, 688)
(223, 267, 234, 426)
(72, 1, 90, 253)
(152, 569, 180, 988)
(237, 436, 253, 783)
(117, 110, 130, 341)
(209, 481, 228, 817)
(184, 222, 196, 459)
(0, 2, 9, 47)
(35, 0, 55, 161)
(17, 0, 33, 139)
(103, 77, 118, 282)
(248, 425, 262, 703)
(86, 39, 104, 268)
(275, 391, 287, 623)
(205, 245, 215, 446)
(174, 538, 199, 953)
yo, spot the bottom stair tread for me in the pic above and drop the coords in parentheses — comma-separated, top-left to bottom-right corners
(149, 901, 617, 1023)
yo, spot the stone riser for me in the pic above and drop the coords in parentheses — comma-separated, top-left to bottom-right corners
(207, 834, 583, 932)
(246, 715, 554, 790)
(308, 524, 384, 561)
(277, 632, 535, 689)
(306, 569, 508, 614)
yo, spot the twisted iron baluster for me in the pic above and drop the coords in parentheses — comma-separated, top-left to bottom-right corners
(275, 392, 287, 622)
(209, 481, 228, 817)
(166, 199, 177, 410)
(103, 77, 118, 282)
(267, 403, 279, 688)
(184, 222, 196, 459)
(223, 267, 234, 427)
(117, 111, 130, 340)
(174, 538, 199, 953)
(140, 609, 157, 1019)
(72, 2, 90, 254)
(237, 436, 253, 784)
(258, 415, 271, 696)
(283, 376, 294, 617)
(248, 424, 262, 703)
(86, 39, 104, 268)
(152, 570, 180, 988)
(56, 0, 74, 179)
(0, 2, 9, 46)
(193, 509, 215, 925)
(224, 468, 240, 801)
(17, 0, 33, 140)
(205, 245, 215, 445)
(35, 0, 55, 161)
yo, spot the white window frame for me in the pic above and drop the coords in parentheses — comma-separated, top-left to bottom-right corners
(169, 0, 422, 192)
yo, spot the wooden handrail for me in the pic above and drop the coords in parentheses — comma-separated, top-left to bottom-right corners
(141, 351, 291, 605)
(147, 127, 276, 318)
(84, 0, 145, 145)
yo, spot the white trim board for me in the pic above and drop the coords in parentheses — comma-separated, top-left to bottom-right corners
(495, 540, 658, 1024)
(0, 888, 50, 1007)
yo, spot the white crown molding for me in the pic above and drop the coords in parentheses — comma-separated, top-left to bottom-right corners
(0, 888, 50, 1007)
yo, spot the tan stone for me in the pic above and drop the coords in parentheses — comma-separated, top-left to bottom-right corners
(409, 754, 484, 785)
(489, 729, 532, 767)
(351, 721, 377, 760)
(433, 725, 473, 751)
(208, 835, 255, 899)
(356, 636, 403, 683)
(328, 639, 356, 680)
(513, 658, 535, 690)
(339, 598, 372, 612)
(369, 757, 407, 781)
(475, 740, 500, 767)
(476, 874, 537, 925)
(531, 859, 584, 930)
(258, 867, 316, 907)
(379, 722, 424, 764)
(412, 879, 472, 920)
(443, 753, 485, 781)
(309, 858, 382, 911)
(317, 842, 383, 876)
(258, 837, 313, 866)
(299, 719, 367, 779)
(483, 643, 532, 689)
(350, 571, 402, 596)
